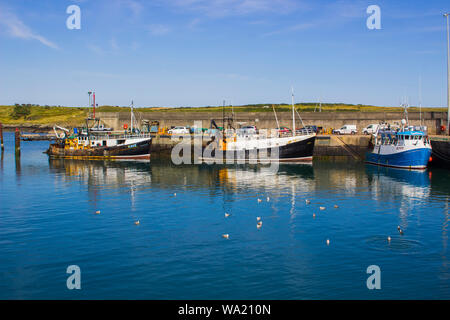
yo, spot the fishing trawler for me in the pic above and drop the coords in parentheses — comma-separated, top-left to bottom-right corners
(365, 104, 432, 169)
(47, 96, 152, 160)
(201, 90, 316, 163)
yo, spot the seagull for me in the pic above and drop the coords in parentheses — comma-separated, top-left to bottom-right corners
(225, 213, 231, 218)
(313, 213, 316, 218)
(266, 197, 270, 202)
(95, 210, 101, 215)
(257, 222, 263, 229)
(334, 205, 339, 209)
(257, 199, 262, 203)
(326, 239, 330, 246)
(134, 221, 140, 225)
(305, 200, 311, 205)
(387, 236, 391, 242)
(222, 234, 230, 239)
(397, 226, 404, 235)
(257, 217, 261, 221)
(320, 207, 326, 211)
(174, 193, 177, 197)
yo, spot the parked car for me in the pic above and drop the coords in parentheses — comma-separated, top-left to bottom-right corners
(237, 125, 258, 135)
(362, 124, 379, 135)
(333, 125, 357, 135)
(168, 126, 190, 134)
(276, 126, 291, 134)
(297, 125, 318, 134)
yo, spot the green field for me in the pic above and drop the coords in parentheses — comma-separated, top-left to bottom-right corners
(0, 103, 446, 126)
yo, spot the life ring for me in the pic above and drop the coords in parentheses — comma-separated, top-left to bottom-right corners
(441, 125, 446, 132)
(124, 124, 128, 130)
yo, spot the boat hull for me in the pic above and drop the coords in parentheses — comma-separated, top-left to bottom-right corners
(430, 139, 450, 167)
(202, 136, 316, 163)
(47, 139, 152, 160)
(365, 147, 431, 169)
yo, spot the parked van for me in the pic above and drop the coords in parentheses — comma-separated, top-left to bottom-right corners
(362, 124, 379, 135)
(333, 125, 357, 135)
(168, 126, 190, 134)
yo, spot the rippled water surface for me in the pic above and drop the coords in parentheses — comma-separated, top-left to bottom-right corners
(0, 132, 449, 299)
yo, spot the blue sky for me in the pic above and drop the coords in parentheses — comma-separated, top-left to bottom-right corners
(0, 0, 448, 108)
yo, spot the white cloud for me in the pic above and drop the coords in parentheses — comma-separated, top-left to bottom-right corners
(111, 37, 119, 50)
(115, 0, 144, 17)
(166, 0, 302, 17)
(148, 24, 171, 36)
(188, 18, 202, 29)
(0, 8, 58, 49)
(87, 44, 105, 55)
(262, 22, 317, 36)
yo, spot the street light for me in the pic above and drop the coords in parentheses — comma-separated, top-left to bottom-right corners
(88, 91, 92, 108)
(445, 13, 450, 135)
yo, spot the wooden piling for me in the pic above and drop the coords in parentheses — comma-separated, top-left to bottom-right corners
(15, 128, 20, 157)
(0, 123, 4, 151)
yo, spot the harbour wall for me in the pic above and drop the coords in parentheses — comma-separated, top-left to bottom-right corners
(96, 111, 447, 135)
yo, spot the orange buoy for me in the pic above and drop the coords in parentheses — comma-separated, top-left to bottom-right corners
(124, 124, 128, 130)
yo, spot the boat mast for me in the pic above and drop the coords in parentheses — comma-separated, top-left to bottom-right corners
(93, 92, 96, 119)
(419, 76, 422, 127)
(131, 100, 134, 133)
(291, 87, 295, 137)
(402, 97, 409, 128)
(445, 13, 450, 135)
(222, 100, 225, 133)
(272, 105, 280, 134)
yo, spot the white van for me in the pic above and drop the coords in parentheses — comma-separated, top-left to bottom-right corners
(334, 125, 357, 135)
(362, 124, 379, 135)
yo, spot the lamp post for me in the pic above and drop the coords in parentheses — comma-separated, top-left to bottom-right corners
(445, 13, 450, 135)
(88, 91, 92, 118)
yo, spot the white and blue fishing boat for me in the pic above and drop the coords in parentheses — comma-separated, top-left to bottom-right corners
(366, 121, 432, 170)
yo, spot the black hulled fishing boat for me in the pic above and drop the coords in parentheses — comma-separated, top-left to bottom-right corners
(47, 95, 152, 160)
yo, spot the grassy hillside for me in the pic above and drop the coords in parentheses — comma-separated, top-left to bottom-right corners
(0, 105, 87, 126)
(0, 103, 446, 126)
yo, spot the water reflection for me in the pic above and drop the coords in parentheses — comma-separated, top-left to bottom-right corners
(48, 159, 316, 192)
(2, 148, 449, 299)
(48, 158, 152, 188)
(15, 155, 21, 176)
(366, 165, 431, 200)
(46, 158, 442, 203)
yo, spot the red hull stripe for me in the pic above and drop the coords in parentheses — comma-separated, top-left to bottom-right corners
(49, 154, 151, 160)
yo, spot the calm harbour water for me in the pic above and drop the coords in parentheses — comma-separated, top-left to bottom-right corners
(0, 132, 449, 300)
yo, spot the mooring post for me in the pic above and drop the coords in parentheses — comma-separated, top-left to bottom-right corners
(0, 123, 4, 151)
(15, 127, 20, 157)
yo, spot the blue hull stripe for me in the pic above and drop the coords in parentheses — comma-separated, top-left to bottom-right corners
(365, 148, 431, 169)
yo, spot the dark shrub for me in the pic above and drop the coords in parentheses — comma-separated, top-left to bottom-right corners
(11, 104, 32, 119)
